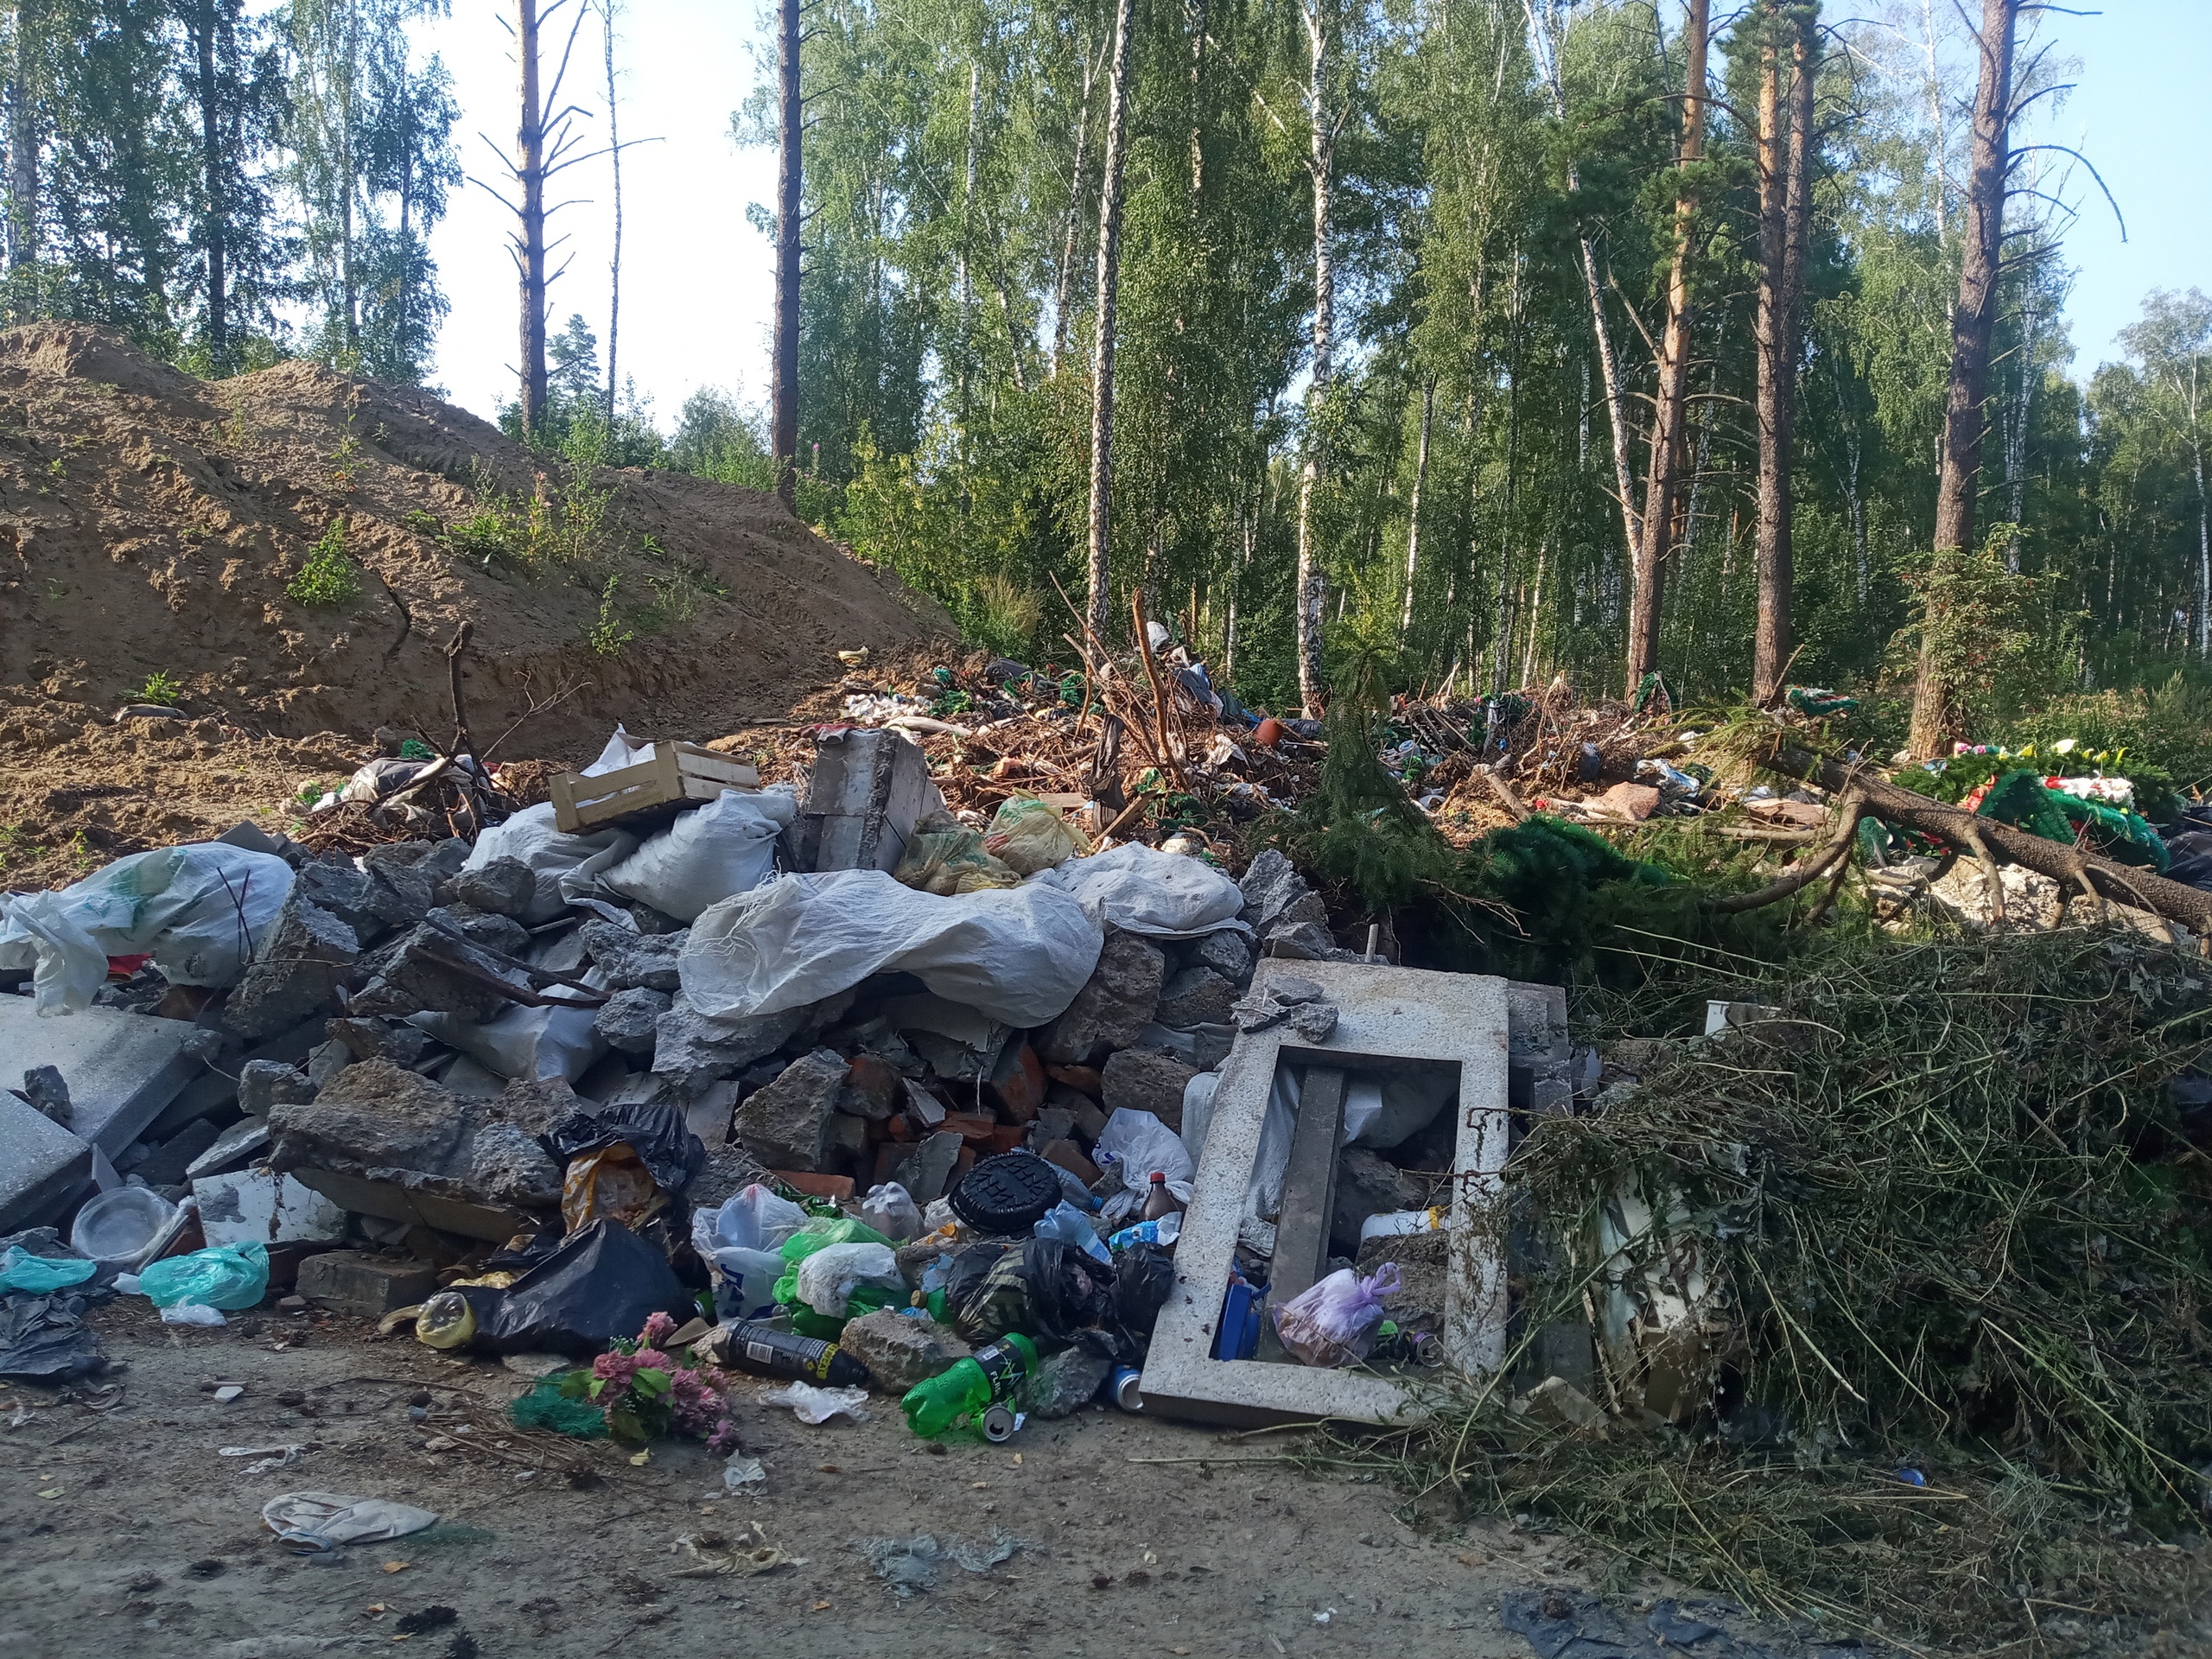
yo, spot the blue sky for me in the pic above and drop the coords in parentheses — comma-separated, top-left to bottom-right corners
(420, 0, 2211, 430)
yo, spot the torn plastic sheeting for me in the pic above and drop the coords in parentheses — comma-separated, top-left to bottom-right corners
(0, 1292, 105, 1380)
(594, 785, 799, 922)
(682, 870, 1103, 1029)
(0, 842, 292, 1014)
(1027, 842, 1251, 940)
(762, 1382, 870, 1423)
(461, 802, 639, 926)
(264, 1491, 439, 1552)
(855, 1529, 1020, 1599)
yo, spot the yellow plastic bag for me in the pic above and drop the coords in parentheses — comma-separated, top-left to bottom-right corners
(893, 828, 1021, 895)
(982, 795, 1092, 876)
(561, 1142, 667, 1232)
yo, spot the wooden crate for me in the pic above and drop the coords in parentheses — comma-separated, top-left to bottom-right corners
(549, 742, 761, 833)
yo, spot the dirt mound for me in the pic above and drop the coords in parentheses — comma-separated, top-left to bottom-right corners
(0, 323, 953, 758)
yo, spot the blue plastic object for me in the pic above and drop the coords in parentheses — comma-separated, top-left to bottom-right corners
(0, 1248, 97, 1294)
(137, 1241, 270, 1311)
(1213, 1274, 1263, 1362)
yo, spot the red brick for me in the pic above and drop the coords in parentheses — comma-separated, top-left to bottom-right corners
(1045, 1064, 1103, 1098)
(988, 1042, 1047, 1123)
(1038, 1138, 1100, 1186)
(984, 1122, 1028, 1155)
(940, 1111, 998, 1146)
(842, 1054, 905, 1119)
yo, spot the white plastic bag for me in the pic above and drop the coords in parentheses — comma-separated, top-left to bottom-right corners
(1271, 1263, 1402, 1368)
(462, 802, 639, 925)
(0, 842, 292, 1014)
(793, 1242, 903, 1318)
(1029, 842, 1251, 939)
(596, 786, 798, 922)
(1179, 1071, 1221, 1167)
(761, 1382, 870, 1424)
(1244, 1065, 1301, 1227)
(860, 1182, 924, 1243)
(263, 1491, 440, 1550)
(693, 1185, 809, 1316)
(682, 870, 1103, 1029)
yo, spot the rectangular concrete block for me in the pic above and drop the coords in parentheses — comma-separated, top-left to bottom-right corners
(1140, 960, 1512, 1430)
(0, 1091, 94, 1233)
(192, 1166, 349, 1247)
(795, 728, 944, 874)
(0, 995, 203, 1156)
(296, 1250, 440, 1317)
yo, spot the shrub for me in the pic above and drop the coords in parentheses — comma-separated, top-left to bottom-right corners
(288, 518, 362, 606)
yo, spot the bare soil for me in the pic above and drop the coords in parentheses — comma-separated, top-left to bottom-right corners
(0, 322, 955, 889)
(0, 1304, 1591, 1659)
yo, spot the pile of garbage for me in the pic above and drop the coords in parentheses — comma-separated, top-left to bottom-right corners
(0, 705, 1452, 1435)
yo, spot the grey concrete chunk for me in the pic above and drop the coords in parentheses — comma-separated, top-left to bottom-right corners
(795, 727, 943, 873)
(19, 1065, 71, 1125)
(269, 1059, 479, 1175)
(450, 855, 535, 917)
(238, 1059, 315, 1118)
(466, 1121, 563, 1208)
(423, 905, 531, 957)
(580, 920, 687, 993)
(492, 1076, 583, 1137)
(296, 1250, 439, 1318)
(326, 1016, 438, 1067)
(732, 1047, 848, 1171)
(1154, 965, 1238, 1030)
(131, 1117, 225, 1186)
(1039, 931, 1166, 1065)
(838, 1307, 971, 1393)
(1194, 929, 1255, 988)
(1026, 1344, 1111, 1419)
(652, 991, 805, 1096)
(223, 890, 361, 1040)
(594, 986, 671, 1054)
(185, 1116, 271, 1181)
(1101, 1050, 1199, 1130)
(890, 1130, 963, 1205)
(0, 995, 200, 1157)
(346, 924, 518, 1024)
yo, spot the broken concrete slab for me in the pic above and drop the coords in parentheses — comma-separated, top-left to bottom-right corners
(1154, 965, 1239, 1030)
(1139, 960, 1510, 1429)
(733, 1048, 849, 1172)
(141, 1016, 324, 1141)
(1038, 931, 1166, 1065)
(130, 1117, 225, 1186)
(652, 992, 808, 1097)
(594, 986, 671, 1054)
(890, 1130, 963, 1205)
(185, 1117, 271, 1181)
(0, 1090, 93, 1233)
(838, 1307, 971, 1392)
(450, 856, 536, 918)
(579, 920, 686, 992)
(794, 727, 944, 874)
(295, 1250, 440, 1317)
(1101, 1049, 1198, 1129)
(222, 890, 359, 1039)
(0, 995, 202, 1158)
(238, 1059, 315, 1118)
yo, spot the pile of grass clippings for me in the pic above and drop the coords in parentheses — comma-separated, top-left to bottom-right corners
(1351, 926, 2212, 1653)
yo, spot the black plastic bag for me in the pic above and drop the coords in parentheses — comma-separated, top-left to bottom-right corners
(463, 1219, 696, 1355)
(539, 1101, 705, 1196)
(1019, 1237, 1116, 1344)
(1109, 1242, 1174, 1359)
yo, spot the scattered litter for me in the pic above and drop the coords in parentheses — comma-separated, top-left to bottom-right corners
(854, 1529, 1020, 1599)
(761, 1382, 871, 1425)
(721, 1454, 768, 1493)
(670, 1518, 792, 1577)
(264, 1492, 440, 1552)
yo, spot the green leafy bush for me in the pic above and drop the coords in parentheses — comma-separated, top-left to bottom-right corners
(287, 518, 361, 606)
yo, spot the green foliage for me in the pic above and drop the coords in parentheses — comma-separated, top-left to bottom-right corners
(286, 517, 361, 606)
(588, 575, 633, 657)
(133, 670, 183, 705)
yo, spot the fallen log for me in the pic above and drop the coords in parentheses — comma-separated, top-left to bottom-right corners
(1761, 742, 2212, 935)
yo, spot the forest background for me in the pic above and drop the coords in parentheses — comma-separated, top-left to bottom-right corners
(8, 0, 2212, 755)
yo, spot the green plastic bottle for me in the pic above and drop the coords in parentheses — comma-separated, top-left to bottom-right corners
(899, 1332, 1039, 1438)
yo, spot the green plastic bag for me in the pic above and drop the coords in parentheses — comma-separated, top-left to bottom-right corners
(137, 1241, 270, 1311)
(0, 1248, 97, 1294)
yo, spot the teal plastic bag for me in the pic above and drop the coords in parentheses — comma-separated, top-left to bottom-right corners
(0, 1247, 97, 1294)
(137, 1241, 270, 1311)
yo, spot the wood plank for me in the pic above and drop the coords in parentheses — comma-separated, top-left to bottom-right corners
(1268, 1065, 1346, 1307)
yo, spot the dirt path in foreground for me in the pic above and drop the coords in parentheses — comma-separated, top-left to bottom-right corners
(0, 1302, 1592, 1659)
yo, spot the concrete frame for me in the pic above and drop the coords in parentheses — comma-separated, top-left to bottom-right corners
(1139, 960, 1512, 1427)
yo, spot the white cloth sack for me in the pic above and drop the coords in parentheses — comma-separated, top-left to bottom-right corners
(682, 870, 1103, 1029)
(463, 801, 639, 925)
(584, 724, 654, 775)
(1179, 1071, 1222, 1167)
(0, 843, 293, 1014)
(596, 786, 797, 922)
(1094, 1107, 1194, 1224)
(1029, 842, 1250, 939)
(410, 967, 609, 1082)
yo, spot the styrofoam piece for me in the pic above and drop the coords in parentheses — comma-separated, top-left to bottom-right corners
(1138, 961, 1511, 1429)
(0, 995, 203, 1156)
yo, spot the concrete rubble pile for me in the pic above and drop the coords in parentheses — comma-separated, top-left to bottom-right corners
(0, 717, 1523, 1435)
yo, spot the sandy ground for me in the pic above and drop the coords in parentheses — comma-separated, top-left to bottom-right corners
(0, 1300, 1630, 1659)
